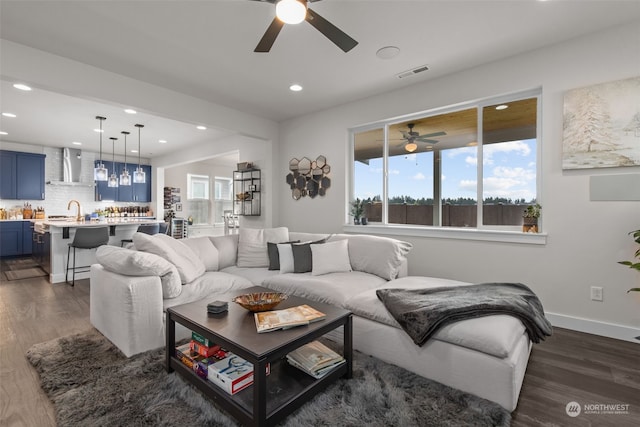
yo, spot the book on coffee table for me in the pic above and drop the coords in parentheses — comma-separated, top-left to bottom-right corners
(286, 341, 345, 379)
(254, 305, 326, 333)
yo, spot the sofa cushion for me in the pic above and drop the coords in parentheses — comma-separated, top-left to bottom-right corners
(237, 227, 289, 268)
(311, 239, 352, 276)
(164, 271, 254, 309)
(344, 276, 526, 358)
(262, 271, 387, 308)
(182, 236, 219, 271)
(95, 245, 182, 298)
(277, 243, 295, 274)
(133, 233, 205, 284)
(209, 234, 238, 269)
(220, 265, 280, 286)
(329, 234, 412, 280)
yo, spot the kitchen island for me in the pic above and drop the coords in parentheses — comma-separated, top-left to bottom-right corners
(38, 218, 162, 284)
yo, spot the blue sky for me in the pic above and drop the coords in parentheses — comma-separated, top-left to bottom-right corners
(355, 139, 537, 202)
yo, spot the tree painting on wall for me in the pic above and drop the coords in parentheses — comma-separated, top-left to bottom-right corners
(562, 76, 640, 169)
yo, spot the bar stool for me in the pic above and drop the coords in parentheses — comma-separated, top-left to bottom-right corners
(66, 226, 109, 286)
(159, 222, 169, 235)
(120, 223, 160, 247)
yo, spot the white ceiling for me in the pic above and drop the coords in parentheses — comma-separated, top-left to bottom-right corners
(1, 0, 639, 158)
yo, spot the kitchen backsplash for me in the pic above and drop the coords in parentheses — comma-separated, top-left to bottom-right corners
(0, 146, 151, 217)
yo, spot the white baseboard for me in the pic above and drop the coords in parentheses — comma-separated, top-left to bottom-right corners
(546, 312, 640, 344)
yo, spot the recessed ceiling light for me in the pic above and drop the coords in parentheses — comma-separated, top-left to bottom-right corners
(124, 109, 137, 114)
(496, 105, 509, 110)
(376, 46, 400, 60)
(0, 131, 8, 135)
(13, 83, 32, 91)
(158, 139, 167, 143)
(131, 149, 138, 153)
(289, 84, 303, 92)
(94, 128, 104, 133)
(467, 142, 478, 147)
(196, 126, 207, 130)
(2, 112, 17, 118)
(72, 141, 82, 145)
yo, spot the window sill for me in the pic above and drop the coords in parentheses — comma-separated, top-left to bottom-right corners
(342, 224, 547, 245)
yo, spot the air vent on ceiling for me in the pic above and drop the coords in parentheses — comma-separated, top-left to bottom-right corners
(396, 65, 429, 79)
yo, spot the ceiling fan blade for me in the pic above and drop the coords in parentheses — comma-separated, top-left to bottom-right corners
(417, 139, 439, 144)
(255, 17, 285, 52)
(306, 8, 358, 52)
(419, 131, 446, 139)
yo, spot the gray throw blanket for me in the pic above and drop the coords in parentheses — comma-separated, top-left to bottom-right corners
(376, 283, 553, 346)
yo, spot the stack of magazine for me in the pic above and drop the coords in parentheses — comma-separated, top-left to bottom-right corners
(286, 341, 346, 379)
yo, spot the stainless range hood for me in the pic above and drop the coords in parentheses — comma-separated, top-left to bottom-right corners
(46, 147, 95, 187)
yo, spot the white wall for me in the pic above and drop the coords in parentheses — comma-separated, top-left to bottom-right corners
(276, 21, 640, 340)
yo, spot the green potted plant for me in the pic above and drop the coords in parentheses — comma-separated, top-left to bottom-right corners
(618, 229, 640, 293)
(522, 203, 541, 233)
(350, 198, 364, 225)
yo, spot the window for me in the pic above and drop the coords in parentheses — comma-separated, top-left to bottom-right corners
(352, 91, 540, 232)
(213, 177, 233, 224)
(187, 174, 210, 225)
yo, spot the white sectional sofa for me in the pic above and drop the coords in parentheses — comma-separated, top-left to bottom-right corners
(89, 228, 531, 411)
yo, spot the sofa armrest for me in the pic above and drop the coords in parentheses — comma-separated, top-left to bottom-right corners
(90, 264, 165, 357)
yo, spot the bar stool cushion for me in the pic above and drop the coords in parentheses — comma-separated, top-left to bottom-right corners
(96, 245, 182, 298)
(181, 236, 219, 271)
(133, 232, 205, 284)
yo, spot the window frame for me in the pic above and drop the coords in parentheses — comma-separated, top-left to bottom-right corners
(348, 88, 546, 245)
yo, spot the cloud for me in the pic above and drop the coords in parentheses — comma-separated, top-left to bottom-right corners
(389, 169, 400, 175)
(413, 172, 426, 180)
(459, 179, 477, 192)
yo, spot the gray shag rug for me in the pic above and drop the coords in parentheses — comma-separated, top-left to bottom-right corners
(26, 329, 510, 426)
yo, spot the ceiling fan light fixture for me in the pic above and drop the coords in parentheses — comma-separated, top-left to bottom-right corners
(276, 0, 307, 24)
(405, 142, 418, 153)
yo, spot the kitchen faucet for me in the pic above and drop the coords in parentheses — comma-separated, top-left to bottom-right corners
(67, 199, 82, 221)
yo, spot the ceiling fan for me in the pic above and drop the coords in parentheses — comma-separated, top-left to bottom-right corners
(251, 0, 358, 53)
(397, 123, 446, 152)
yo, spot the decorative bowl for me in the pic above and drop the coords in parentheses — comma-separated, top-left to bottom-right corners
(233, 292, 288, 312)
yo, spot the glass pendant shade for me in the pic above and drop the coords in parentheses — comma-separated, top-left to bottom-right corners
(94, 116, 108, 181)
(405, 142, 418, 153)
(119, 131, 131, 186)
(94, 163, 108, 181)
(134, 123, 146, 183)
(276, 0, 306, 24)
(133, 167, 146, 184)
(108, 137, 119, 187)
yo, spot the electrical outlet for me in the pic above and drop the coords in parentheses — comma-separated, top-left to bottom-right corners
(591, 286, 603, 301)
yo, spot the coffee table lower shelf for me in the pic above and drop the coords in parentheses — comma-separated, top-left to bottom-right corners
(169, 355, 348, 425)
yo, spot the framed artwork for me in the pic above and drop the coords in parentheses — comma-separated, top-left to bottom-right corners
(562, 76, 640, 169)
(175, 203, 182, 212)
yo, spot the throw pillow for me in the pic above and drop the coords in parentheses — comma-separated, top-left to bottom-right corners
(291, 238, 327, 273)
(209, 234, 238, 269)
(237, 227, 289, 268)
(311, 239, 352, 276)
(277, 243, 295, 274)
(267, 240, 300, 270)
(133, 233, 205, 284)
(95, 245, 182, 298)
(182, 236, 219, 271)
(328, 234, 412, 280)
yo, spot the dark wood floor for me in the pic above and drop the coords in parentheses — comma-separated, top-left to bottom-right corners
(0, 260, 638, 426)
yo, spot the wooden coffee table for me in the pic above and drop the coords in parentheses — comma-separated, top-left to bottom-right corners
(166, 286, 353, 427)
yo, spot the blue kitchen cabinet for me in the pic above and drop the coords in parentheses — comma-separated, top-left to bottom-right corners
(0, 151, 16, 199)
(16, 152, 45, 200)
(94, 160, 118, 201)
(22, 221, 33, 255)
(0, 150, 45, 200)
(0, 221, 23, 257)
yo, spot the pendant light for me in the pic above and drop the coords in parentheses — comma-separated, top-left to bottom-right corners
(133, 124, 146, 183)
(108, 137, 119, 188)
(119, 131, 131, 186)
(94, 116, 108, 181)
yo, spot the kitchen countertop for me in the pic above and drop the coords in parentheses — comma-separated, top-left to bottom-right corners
(43, 218, 160, 228)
